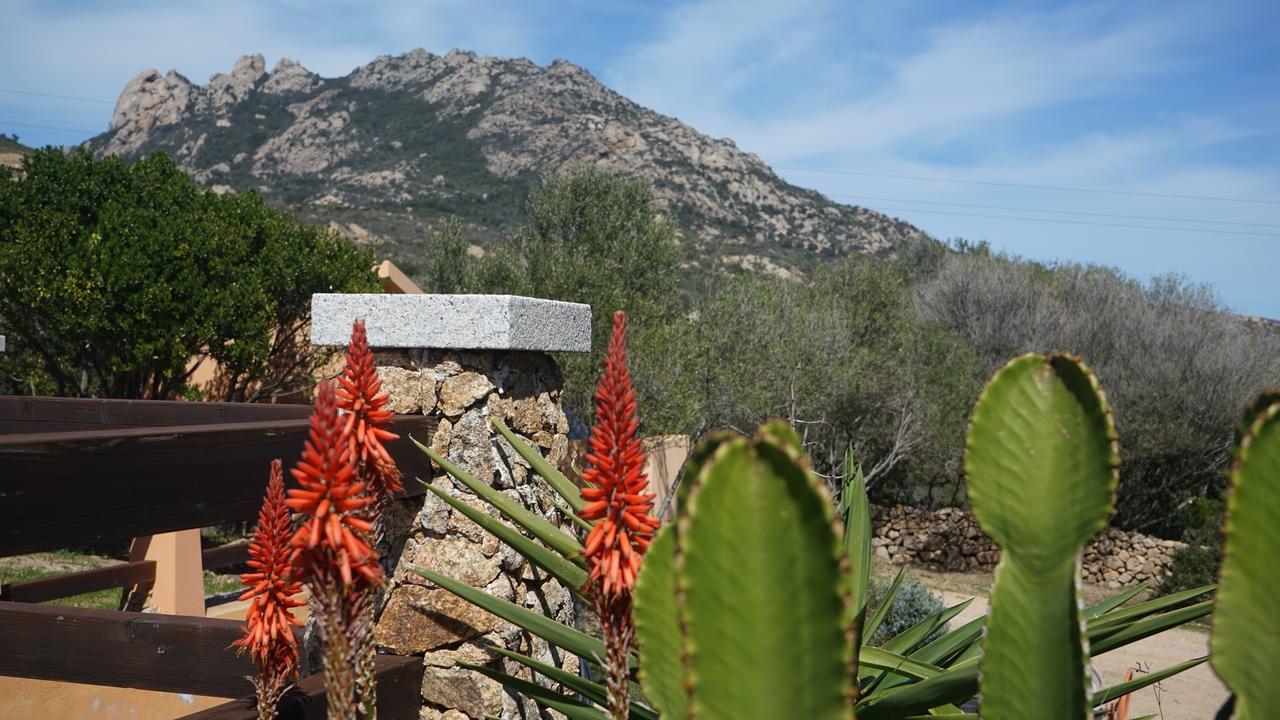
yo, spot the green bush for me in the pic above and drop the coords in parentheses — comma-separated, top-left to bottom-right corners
(866, 575, 947, 648)
(0, 148, 379, 400)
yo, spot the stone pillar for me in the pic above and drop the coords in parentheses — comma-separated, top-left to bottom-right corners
(311, 294, 591, 720)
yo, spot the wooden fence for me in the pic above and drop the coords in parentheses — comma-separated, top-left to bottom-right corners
(0, 396, 436, 719)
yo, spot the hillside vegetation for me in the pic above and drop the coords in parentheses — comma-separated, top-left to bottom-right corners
(83, 51, 923, 281)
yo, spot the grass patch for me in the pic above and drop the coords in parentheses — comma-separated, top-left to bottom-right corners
(0, 550, 244, 611)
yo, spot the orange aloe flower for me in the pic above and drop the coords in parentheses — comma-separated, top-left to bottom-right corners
(335, 320, 401, 501)
(580, 310, 660, 597)
(236, 459, 306, 661)
(236, 460, 305, 719)
(285, 380, 381, 588)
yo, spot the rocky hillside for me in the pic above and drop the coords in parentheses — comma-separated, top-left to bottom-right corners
(0, 134, 31, 172)
(85, 51, 925, 277)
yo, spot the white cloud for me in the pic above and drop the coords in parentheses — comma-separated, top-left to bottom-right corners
(0, 0, 537, 138)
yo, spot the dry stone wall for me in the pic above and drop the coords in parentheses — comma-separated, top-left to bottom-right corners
(369, 348, 578, 720)
(871, 505, 1185, 588)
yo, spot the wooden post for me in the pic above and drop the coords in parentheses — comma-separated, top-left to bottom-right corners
(128, 530, 205, 616)
(642, 435, 690, 522)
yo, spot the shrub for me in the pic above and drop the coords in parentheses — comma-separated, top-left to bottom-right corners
(866, 575, 948, 648)
(0, 148, 379, 400)
(916, 250, 1280, 535)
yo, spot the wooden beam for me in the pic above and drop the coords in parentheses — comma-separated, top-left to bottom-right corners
(0, 560, 155, 604)
(0, 415, 436, 556)
(202, 541, 251, 570)
(0, 601, 266, 697)
(0, 396, 312, 434)
(179, 655, 424, 720)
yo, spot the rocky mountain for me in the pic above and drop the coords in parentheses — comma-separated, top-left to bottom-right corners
(85, 51, 925, 277)
(0, 134, 31, 172)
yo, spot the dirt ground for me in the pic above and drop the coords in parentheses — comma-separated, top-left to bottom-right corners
(894, 564, 1228, 719)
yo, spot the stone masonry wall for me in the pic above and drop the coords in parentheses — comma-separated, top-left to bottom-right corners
(871, 505, 1185, 589)
(369, 349, 578, 720)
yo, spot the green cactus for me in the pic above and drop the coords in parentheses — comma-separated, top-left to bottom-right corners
(635, 421, 849, 720)
(964, 354, 1119, 720)
(409, 364, 1208, 720)
(1211, 394, 1280, 720)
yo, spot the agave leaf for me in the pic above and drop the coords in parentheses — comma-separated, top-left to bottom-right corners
(857, 646, 945, 680)
(965, 354, 1119, 720)
(673, 423, 847, 720)
(1088, 600, 1214, 655)
(1088, 584, 1214, 630)
(493, 419, 585, 512)
(863, 567, 907, 644)
(1211, 399, 1280, 720)
(413, 567, 605, 660)
(1083, 582, 1149, 619)
(881, 598, 973, 656)
(412, 436, 584, 562)
(492, 648, 659, 720)
(910, 615, 983, 667)
(842, 448, 873, 622)
(866, 599, 976, 695)
(1091, 656, 1208, 706)
(854, 663, 980, 719)
(423, 484, 588, 592)
(633, 524, 687, 720)
(460, 662, 604, 720)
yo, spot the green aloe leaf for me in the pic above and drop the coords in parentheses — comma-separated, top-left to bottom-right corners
(673, 422, 847, 720)
(910, 614, 984, 667)
(492, 419, 585, 512)
(411, 436, 584, 561)
(1212, 398, 1280, 720)
(1091, 656, 1208, 706)
(633, 524, 687, 720)
(412, 567, 606, 660)
(1083, 583, 1149, 619)
(460, 662, 603, 720)
(863, 567, 906, 644)
(492, 648, 659, 720)
(857, 646, 945, 680)
(1088, 600, 1214, 655)
(1088, 584, 1214, 630)
(881, 598, 973, 656)
(965, 354, 1119, 720)
(423, 484, 588, 592)
(855, 662, 980, 719)
(867, 599, 976, 696)
(841, 448, 873, 623)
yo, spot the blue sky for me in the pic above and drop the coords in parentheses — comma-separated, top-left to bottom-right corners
(3, 0, 1278, 317)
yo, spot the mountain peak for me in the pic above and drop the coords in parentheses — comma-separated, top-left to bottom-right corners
(86, 50, 924, 273)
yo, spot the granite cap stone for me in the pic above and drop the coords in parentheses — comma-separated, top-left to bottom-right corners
(311, 294, 591, 352)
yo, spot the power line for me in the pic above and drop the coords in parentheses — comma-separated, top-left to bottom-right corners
(0, 88, 115, 105)
(777, 166, 1280, 206)
(826, 193, 1280, 229)
(0, 120, 97, 136)
(0, 114, 103, 132)
(871, 205, 1280, 238)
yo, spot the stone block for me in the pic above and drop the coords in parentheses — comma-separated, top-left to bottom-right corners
(311, 293, 591, 352)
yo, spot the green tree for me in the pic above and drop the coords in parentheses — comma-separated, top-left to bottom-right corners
(446, 166, 683, 423)
(0, 148, 378, 400)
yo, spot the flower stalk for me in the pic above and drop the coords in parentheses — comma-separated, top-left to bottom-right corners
(334, 320, 401, 720)
(286, 380, 381, 720)
(235, 459, 305, 720)
(579, 311, 660, 719)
